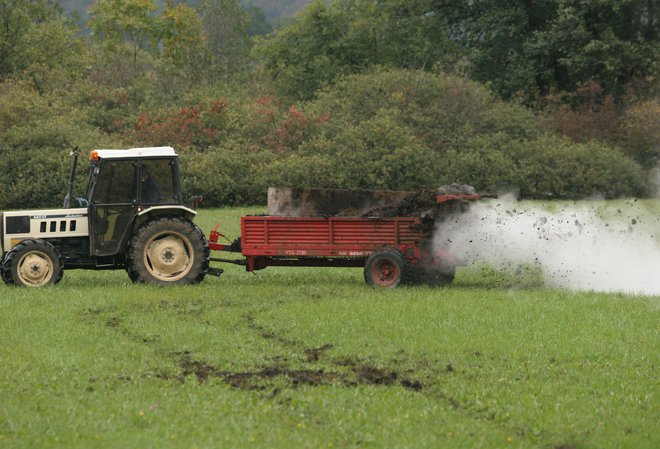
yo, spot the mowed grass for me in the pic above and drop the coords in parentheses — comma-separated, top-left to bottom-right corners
(1, 203, 658, 449)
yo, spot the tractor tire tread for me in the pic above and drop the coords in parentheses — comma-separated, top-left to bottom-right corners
(127, 216, 209, 286)
(1, 239, 63, 286)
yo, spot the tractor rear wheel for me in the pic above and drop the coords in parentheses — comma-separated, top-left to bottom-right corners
(1, 239, 63, 287)
(127, 217, 209, 285)
(364, 249, 408, 288)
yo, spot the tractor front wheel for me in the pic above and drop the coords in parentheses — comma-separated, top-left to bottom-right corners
(364, 249, 408, 288)
(1, 239, 63, 287)
(127, 217, 209, 285)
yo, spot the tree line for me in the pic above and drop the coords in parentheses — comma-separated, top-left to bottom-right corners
(0, 0, 657, 209)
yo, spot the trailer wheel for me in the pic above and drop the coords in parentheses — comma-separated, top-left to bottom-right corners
(364, 249, 407, 288)
(1, 239, 63, 287)
(127, 217, 209, 285)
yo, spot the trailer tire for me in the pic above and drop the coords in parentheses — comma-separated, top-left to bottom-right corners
(127, 217, 209, 286)
(1, 239, 63, 287)
(364, 249, 408, 288)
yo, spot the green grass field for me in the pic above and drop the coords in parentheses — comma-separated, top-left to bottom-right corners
(1, 204, 658, 449)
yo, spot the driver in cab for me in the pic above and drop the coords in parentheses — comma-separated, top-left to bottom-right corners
(141, 170, 161, 203)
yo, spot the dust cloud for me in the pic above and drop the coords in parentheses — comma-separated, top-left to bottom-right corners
(434, 195, 660, 295)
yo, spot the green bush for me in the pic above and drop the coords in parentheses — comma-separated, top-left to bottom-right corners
(178, 69, 647, 205)
(0, 117, 119, 209)
(619, 99, 660, 170)
(442, 134, 647, 198)
(180, 145, 274, 206)
(309, 110, 437, 190)
(438, 133, 520, 192)
(256, 153, 340, 190)
(308, 68, 542, 152)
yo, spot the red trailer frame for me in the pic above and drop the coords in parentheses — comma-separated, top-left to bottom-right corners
(206, 194, 493, 287)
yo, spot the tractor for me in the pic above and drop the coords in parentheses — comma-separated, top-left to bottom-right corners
(0, 147, 214, 287)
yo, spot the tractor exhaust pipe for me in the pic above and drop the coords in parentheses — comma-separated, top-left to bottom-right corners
(63, 147, 79, 209)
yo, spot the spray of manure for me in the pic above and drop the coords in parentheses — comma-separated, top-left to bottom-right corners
(435, 195, 660, 295)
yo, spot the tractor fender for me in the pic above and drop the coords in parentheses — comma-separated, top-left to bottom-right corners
(134, 205, 197, 228)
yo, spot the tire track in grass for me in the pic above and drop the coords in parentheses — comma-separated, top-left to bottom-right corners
(239, 310, 558, 446)
(243, 311, 426, 390)
(168, 350, 336, 389)
(81, 305, 566, 447)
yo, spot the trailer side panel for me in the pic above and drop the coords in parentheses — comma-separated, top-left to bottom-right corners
(241, 216, 427, 257)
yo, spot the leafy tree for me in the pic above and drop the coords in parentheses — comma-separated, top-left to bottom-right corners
(197, 0, 251, 78)
(542, 80, 621, 144)
(436, 0, 659, 101)
(160, 2, 210, 83)
(254, 0, 456, 101)
(253, 1, 344, 100)
(89, 0, 160, 67)
(0, 0, 86, 88)
(245, 4, 272, 36)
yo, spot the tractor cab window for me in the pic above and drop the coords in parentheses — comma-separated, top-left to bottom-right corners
(140, 159, 177, 205)
(93, 160, 137, 204)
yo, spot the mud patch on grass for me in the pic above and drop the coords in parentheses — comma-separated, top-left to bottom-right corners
(169, 351, 424, 392)
(335, 356, 425, 391)
(240, 315, 425, 391)
(170, 350, 336, 389)
(355, 364, 420, 389)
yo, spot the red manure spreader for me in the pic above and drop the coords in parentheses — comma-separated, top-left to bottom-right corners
(208, 187, 495, 288)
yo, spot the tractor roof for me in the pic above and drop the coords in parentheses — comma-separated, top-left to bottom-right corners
(91, 147, 177, 161)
